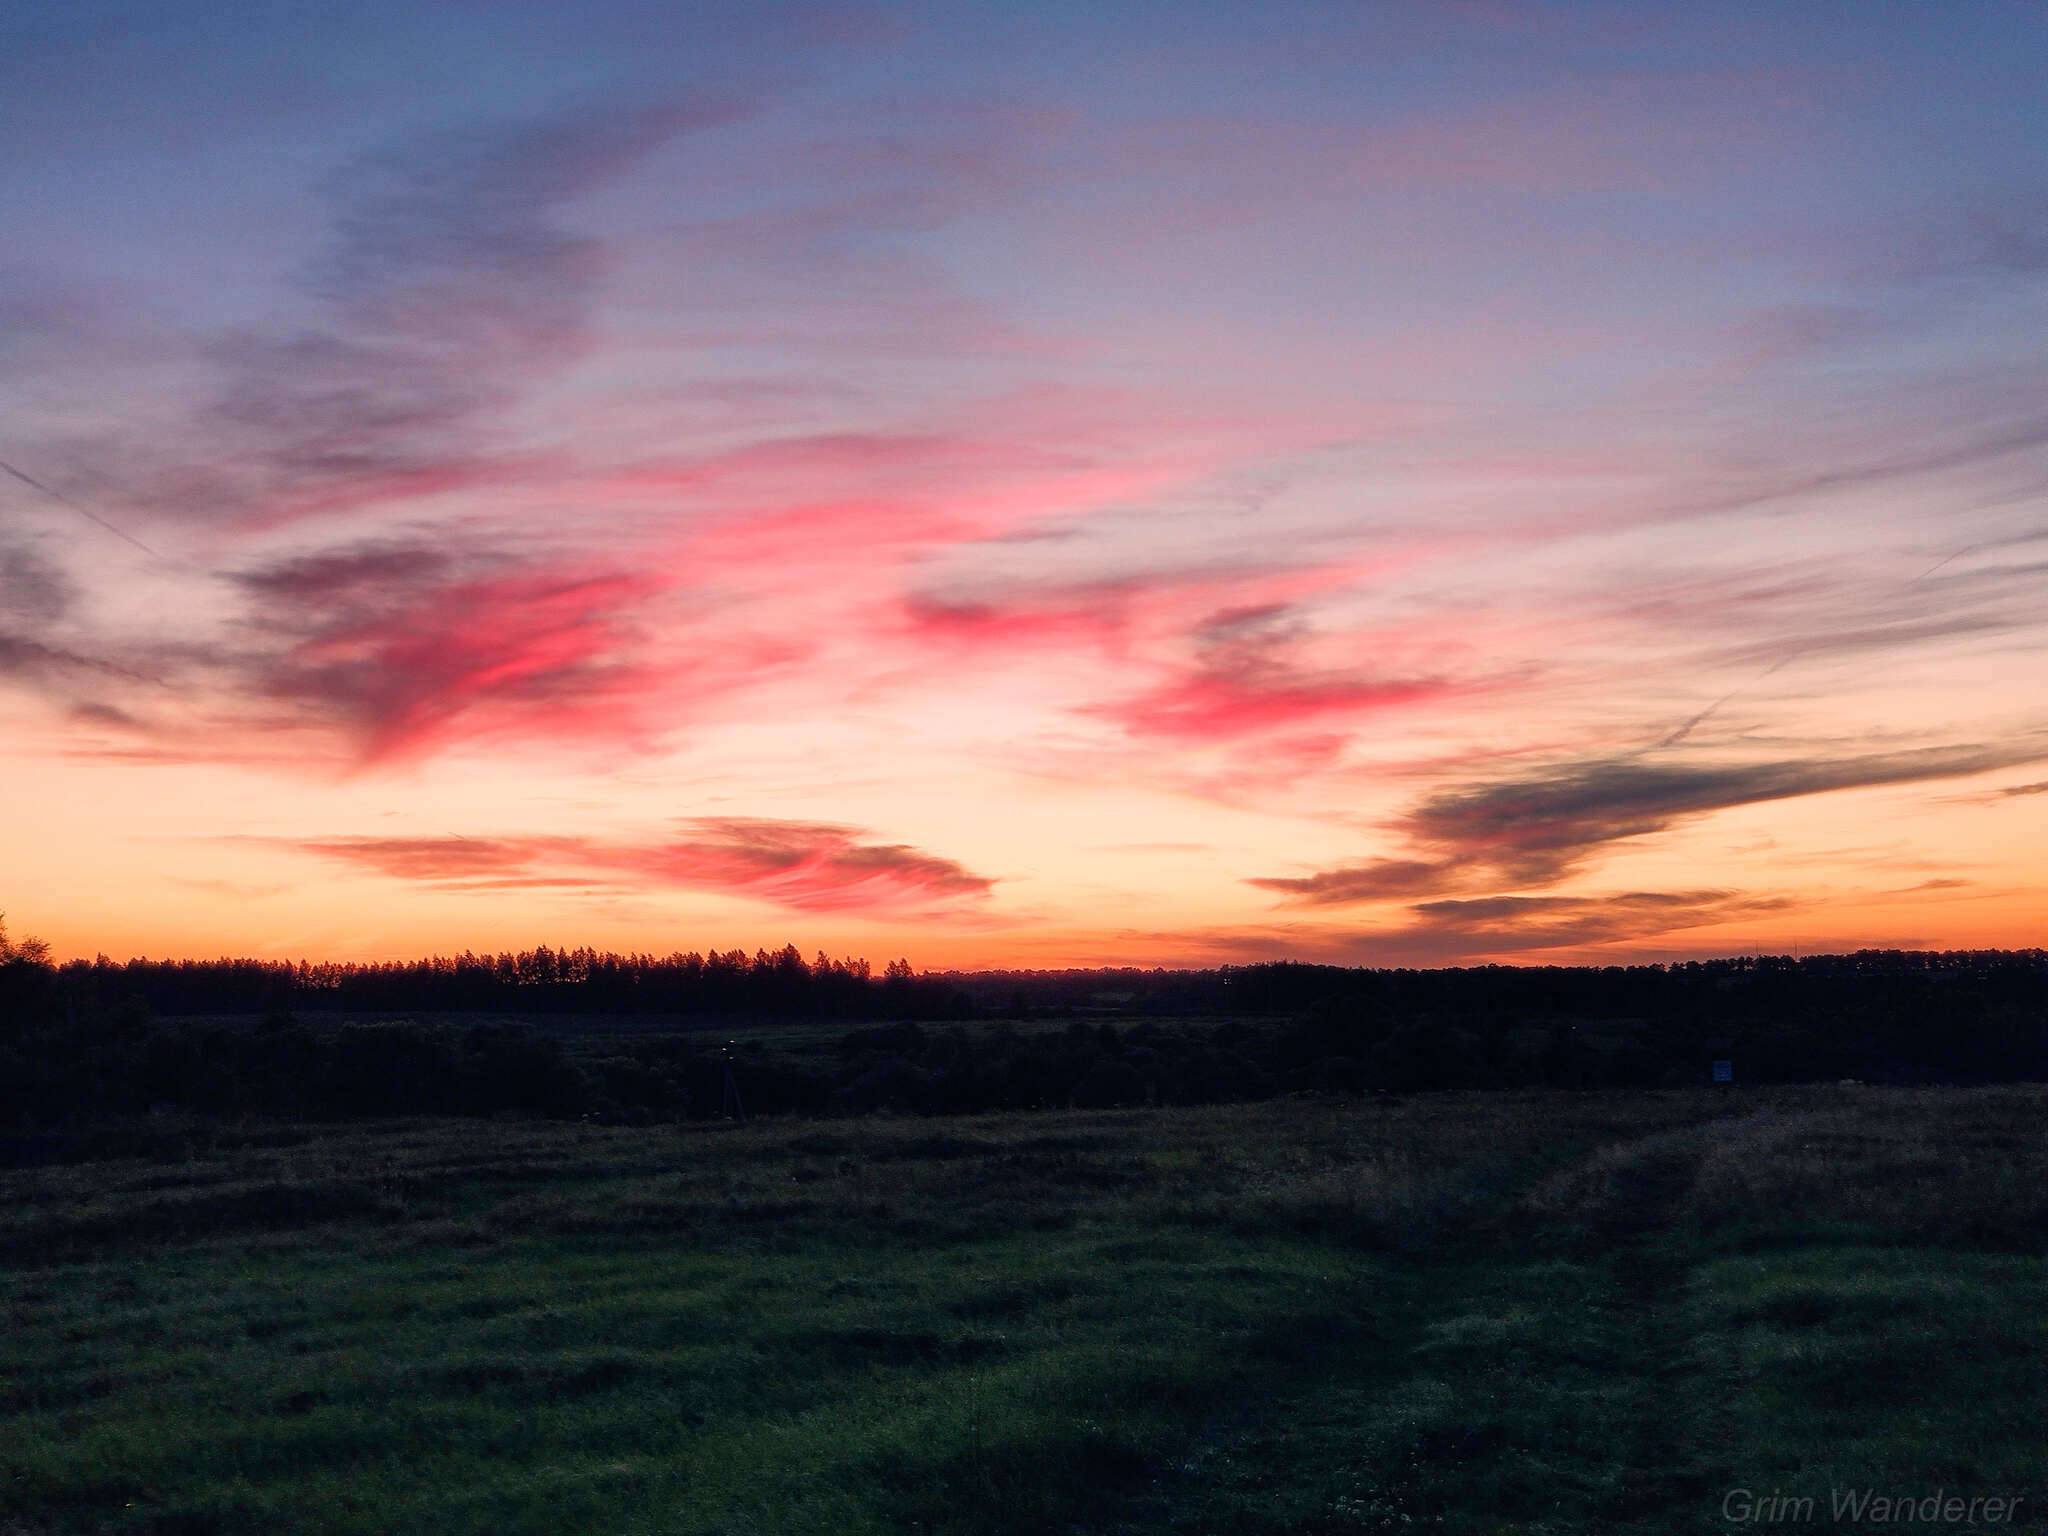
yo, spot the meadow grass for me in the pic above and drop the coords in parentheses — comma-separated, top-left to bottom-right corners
(1, 1086, 2041, 1534)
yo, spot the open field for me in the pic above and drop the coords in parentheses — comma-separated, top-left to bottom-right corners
(2, 1086, 2043, 1535)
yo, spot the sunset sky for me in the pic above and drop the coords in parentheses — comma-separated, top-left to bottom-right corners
(3, 3, 2045, 968)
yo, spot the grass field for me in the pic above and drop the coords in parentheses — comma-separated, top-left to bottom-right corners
(2, 1085, 2042, 1534)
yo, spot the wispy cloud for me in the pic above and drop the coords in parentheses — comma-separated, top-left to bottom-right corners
(1111, 887, 1797, 967)
(277, 817, 995, 916)
(1944, 776, 2048, 807)
(290, 835, 557, 882)
(1090, 601, 1458, 741)
(0, 540, 77, 624)
(0, 632, 144, 685)
(219, 104, 725, 522)
(1390, 888, 1797, 955)
(0, 539, 114, 685)
(1891, 187, 2048, 289)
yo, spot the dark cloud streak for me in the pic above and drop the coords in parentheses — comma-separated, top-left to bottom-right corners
(1246, 858, 1454, 905)
(1252, 741, 2048, 908)
(1406, 743, 2047, 887)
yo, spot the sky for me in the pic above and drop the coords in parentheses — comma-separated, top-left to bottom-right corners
(3, 1, 2045, 969)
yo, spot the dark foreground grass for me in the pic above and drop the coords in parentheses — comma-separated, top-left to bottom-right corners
(2, 1087, 2042, 1534)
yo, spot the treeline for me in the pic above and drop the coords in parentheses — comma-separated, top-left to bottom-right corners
(3, 924, 2045, 1162)
(33, 942, 2048, 1024)
(53, 945, 974, 1019)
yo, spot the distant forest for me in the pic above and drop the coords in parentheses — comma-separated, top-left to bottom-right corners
(2, 925, 2044, 1158)
(19, 939, 2048, 1022)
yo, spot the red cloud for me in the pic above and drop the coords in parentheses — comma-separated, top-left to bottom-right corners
(290, 835, 563, 881)
(616, 818, 994, 913)
(278, 818, 994, 916)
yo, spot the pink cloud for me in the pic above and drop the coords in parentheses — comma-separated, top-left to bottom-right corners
(1105, 668, 1452, 740)
(178, 401, 1271, 766)
(250, 563, 674, 762)
(197, 533, 833, 766)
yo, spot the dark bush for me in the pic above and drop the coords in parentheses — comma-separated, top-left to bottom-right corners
(325, 1023, 460, 1116)
(1070, 1058, 1147, 1108)
(834, 1059, 933, 1115)
(459, 1025, 587, 1118)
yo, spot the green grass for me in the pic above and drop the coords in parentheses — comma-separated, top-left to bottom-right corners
(2, 1087, 2043, 1534)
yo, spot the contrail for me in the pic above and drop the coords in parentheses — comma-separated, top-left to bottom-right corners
(1650, 540, 1990, 754)
(1655, 654, 1795, 750)
(0, 457, 164, 559)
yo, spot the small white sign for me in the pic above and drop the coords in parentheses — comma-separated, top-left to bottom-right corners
(1712, 1060, 1733, 1083)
